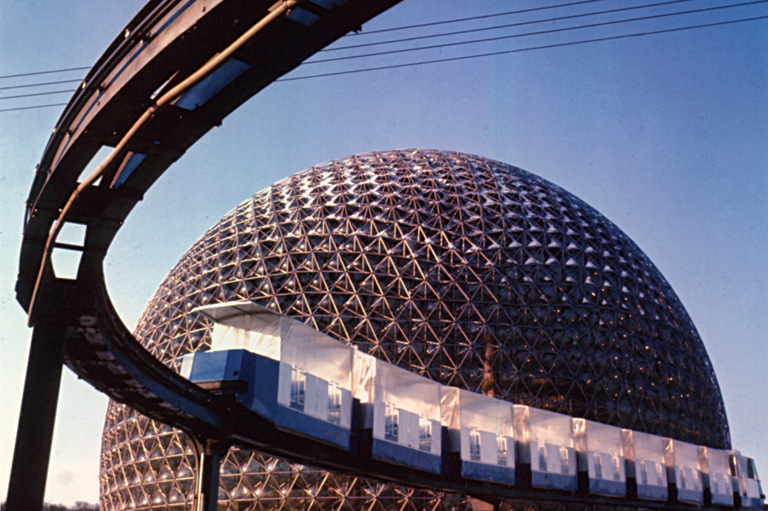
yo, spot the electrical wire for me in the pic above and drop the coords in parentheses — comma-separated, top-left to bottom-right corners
(2, 5, 765, 112)
(1, 1, 757, 88)
(344, 0, 610, 36)
(280, 14, 768, 82)
(0, 66, 90, 80)
(307, 0, 768, 64)
(325, 0, 697, 51)
(0, 103, 67, 113)
(0, 90, 73, 101)
(0, 0, 694, 87)
(0, 78, 83, 91)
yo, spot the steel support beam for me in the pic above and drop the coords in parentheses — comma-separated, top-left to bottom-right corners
(194, 439, 227, 511)
(6, 320, 67, 511)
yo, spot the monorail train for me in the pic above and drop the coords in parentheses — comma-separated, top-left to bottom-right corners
(181, 301, 764, 509)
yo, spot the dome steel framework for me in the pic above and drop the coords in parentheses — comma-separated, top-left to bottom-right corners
(100, 149, 729, 510)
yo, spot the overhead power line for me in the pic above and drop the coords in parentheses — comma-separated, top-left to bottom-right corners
(0, 90, 73, 101)
(0, 78, 83, 91)
(0, 102, 68, 113)
(1, 0, 757, 90)
(345, 0, 610, 35)
(307, 0, 768, 64)
(325, 0, 698, 51)
(0, 0, 690, 86)
(0, 4, 609, 82)
(0, 66, 91, 81)
(280, 14, 768, 82)
(2, 4, 765, 112)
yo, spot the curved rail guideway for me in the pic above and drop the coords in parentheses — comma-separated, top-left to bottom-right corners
(9, 1, 766, 511)
(10, 1, 404, 509)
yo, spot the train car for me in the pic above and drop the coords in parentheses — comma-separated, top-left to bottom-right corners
(731, 451, 765, 509)
(622, 429, 668, 501)
(664, 438, 704, 505)
(441, 387, 515, 484)
(178, 302, 767, 510)
(180, 346, 259, 404)
(513, 404, 577, 492)
(573, 419, 626, 497)
(353, 351, 442, 473)
(182, 302, 355, 449)
(700, 447, 734, 507)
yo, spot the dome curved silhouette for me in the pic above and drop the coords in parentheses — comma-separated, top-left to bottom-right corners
(100, 149, 729, 510)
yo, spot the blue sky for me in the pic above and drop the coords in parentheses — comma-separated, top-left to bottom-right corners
(1, 0, 766, 505)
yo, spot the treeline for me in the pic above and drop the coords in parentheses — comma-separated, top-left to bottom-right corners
(0, 502, 98, 511)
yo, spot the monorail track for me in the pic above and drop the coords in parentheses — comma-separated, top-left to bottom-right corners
(11, 1, 405, 509)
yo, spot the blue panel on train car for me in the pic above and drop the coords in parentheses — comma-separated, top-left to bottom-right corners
(273, 362, 353, 450)
(275, 376, 352, 449)
(703, 448, 734, 507)
(587, 469, 625, 497)
(244, 355, 280, 421)
(740, 456, 764, 509)
(371, 437, 442, 473)
(183, 349, 257, 408)
(672, 466, 704, 505)
(185, 349, 250, 381)
(665, 439, 704, 505)
(743, 492, 765, 509)
(531, 464, 578, 491)
(528, 442, 578, 491)
(363, 354, 443, 473)
(675, 482, 704, 506)
(709, 478, 735, 507)
(626, 430, 668, 502)
(182, 349, 280, 421)
(461, 460, 515, 484)
(636, 476, 669, 501)
(440, 388, 516, 485)
(515, 405, 578, 492)
(633, 459, 668, 501)
(274, 407, 350, 449)
(574, 419, 626, 497)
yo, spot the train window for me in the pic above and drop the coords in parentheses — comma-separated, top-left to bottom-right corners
(747, 459, 756, 479)
(729, 454, 738, 477)
(385, 403, 399, 442)
(496, 435, 508, 466)
(612, 454, 621, 481)
(469, 429, 481, 461)
(639, 461, 648, 485)
(681, 466, 698, 490)
(560, 446, 571, 474)
(538, 445, 548, 472)
(328, 382, 342, 424)
(419, 415, 432, 452)
(290, 367, 306, 411)
(713, 472, 726, 495)
(593, 452, 603, 480)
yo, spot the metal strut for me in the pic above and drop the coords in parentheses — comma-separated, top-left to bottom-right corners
(6, 319, 67, 511)
(194, 438, 230, 511)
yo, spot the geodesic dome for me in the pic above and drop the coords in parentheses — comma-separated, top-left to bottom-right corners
(100, 149, 729, 511)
